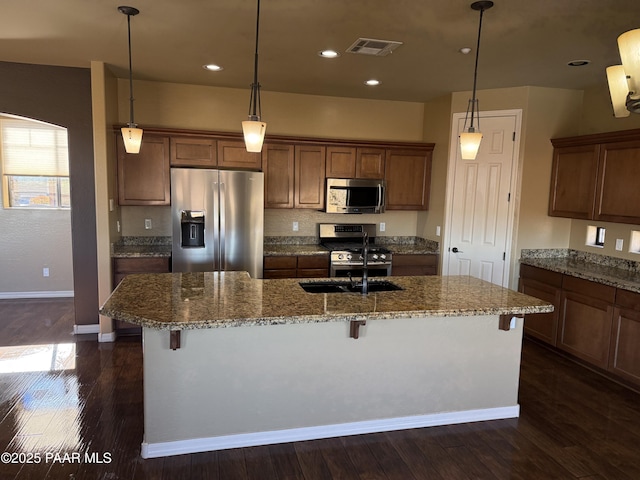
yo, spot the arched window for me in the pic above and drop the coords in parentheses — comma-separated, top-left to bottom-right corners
(1, 115, 70, 209)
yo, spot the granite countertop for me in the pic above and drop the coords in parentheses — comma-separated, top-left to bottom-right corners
(112, 236, 171, 258)
(520, 249, 640, 294)
(100, 272, 552, 330)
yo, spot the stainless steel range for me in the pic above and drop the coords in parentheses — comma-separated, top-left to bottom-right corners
(319, 223, 392, 277)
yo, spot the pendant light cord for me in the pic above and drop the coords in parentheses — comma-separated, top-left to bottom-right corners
(249, 0, 261, 118)
(469, 6, 486, 130)
(127, 13, 136, 127)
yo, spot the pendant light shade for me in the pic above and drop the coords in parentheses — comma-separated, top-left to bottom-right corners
(119, 6, 143, 154)
(242, 0, 266, 152)
(607, 28, 640, 118)
(459, 1, 493, 160)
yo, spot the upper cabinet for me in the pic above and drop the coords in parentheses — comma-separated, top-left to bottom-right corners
(115, 126, 434, 210)
(170, 137, 217, 167)
(385, 148, 432, 210)
(117, 134, 170, 206)
(326, 146, 385, 179)
(217, 140, 262, 170)
(550, 129, 640, 224)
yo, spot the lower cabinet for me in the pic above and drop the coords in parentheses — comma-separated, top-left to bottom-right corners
(609, 290, 640, 385)
(391, 254, 438, 276)
(112, 257, 171, 333)
(558, 276, 615, 370)
(264, 255, 329, 279)
(519, 263, 640, 388)
(518, 264, 562, 346)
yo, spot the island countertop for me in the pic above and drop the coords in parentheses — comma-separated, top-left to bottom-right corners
(100, 272, 553, 330)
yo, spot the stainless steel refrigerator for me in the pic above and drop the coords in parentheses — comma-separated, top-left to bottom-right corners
(171, 167, 264, 278)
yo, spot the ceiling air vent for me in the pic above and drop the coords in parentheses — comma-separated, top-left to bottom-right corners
(346, 38, 403, 57)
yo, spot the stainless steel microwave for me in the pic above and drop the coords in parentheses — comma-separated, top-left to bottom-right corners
(325, 178, 386, 214)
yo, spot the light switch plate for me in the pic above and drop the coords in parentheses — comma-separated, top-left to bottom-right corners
(616, 238, 624, 251)
(293, 221, 299, 232)
(380, 222, 386, 232)
(144, 218, 152, 230)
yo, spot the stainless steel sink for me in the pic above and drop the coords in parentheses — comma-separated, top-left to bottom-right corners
(299, 280, 403, 294)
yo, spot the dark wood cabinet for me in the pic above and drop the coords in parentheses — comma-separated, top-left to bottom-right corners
(548, 145, 599, 219)
(117, 135, 171, 206)
(326, 146, 356, 178)
(594, 140, 640, 224)
(112, 257, 171, 333)
(550, 129, 640, 224)
(263, 144, 295, 208)
(295, 145, 326, 209)
(558, 276, 615, 370)
(385, 149, 432, 210)
(217, 140, 262, 170)
(518, 264, 563, 346)
(170, 137, 217, 167)
(609, 289, 640, 385)
(263, 255, 329, 279)
(391, 254, 438, 276)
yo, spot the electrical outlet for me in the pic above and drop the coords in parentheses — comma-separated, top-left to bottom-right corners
(109, 198, 115, 212)
(380, 222, 386, 232)
(43, 267, 50, 277)
(117, 220, 121, 233)
(616, 238, 624, 251)
(144, 218, 152, 230)
(436, 226, 441, 237)
(292, 221, 299, 232)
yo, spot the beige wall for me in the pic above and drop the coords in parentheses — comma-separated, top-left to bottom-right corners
(0, 116, 74, 297)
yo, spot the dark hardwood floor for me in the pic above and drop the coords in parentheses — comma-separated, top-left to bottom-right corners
(1, 299, 639, 479)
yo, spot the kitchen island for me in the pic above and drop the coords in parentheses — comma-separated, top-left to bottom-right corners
(100, 272, 552, 459)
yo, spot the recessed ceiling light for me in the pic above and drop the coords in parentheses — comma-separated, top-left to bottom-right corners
(318, 50, 340, 58)
(567, 60, 590, 67)
(203, 64, 223, 71)
(364, 79, 381, 86)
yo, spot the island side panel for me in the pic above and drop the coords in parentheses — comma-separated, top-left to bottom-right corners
(142, 314, 523, 451)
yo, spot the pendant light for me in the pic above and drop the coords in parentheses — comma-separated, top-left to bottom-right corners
(242, 0, 267, 153)
(606, 29, 640, 118)
(119, 6, 143, 154)
(459, 1, 494, 160)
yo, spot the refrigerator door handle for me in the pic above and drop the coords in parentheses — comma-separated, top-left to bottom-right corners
(219, 181, 226, 271)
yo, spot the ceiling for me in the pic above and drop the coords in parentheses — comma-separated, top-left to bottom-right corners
(1, 0, 638, 103)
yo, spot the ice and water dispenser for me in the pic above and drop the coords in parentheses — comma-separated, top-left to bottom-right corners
(180, 210, 205, 248)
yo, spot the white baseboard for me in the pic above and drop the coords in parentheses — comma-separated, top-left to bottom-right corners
(98, 331, 117, 343)
(73, 324, 100, 335)
(140, 405, 520, 459)
(0, 290, 74, 299)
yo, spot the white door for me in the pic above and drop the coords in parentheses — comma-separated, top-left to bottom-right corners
(444, 111, 520, 287)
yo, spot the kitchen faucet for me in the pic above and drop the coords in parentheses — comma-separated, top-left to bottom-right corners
(361, 232, 369, 294)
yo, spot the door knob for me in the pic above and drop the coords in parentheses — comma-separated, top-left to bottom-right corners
(452, 247, 463, 253)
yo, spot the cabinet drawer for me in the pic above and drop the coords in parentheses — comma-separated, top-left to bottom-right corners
(264, 269, 297, 279)
(113, 257, 170, 274)
(297, 255, 329, 269)
(615, 289, 640, 310)
(562, 275, 615, 303)
(393, 254, 437, 267)
(297, 268, 329, 278)
(520, 264, 563, 287)
(264, 256, 297, 269)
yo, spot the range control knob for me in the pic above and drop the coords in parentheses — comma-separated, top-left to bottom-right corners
(380, 254, 386, 260)
(372, 254, 379, 260)
(337, 253, 344, 260)
(346, 254, 352, 260)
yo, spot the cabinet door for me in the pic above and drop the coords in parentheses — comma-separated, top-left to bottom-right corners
(385, 149, 432, 210)
(263, 144, 294, 208)
(548, 145, 599, 219)
(326, 146, 356, 178)
(217, 140, 261, 170)
(558, 277, 615, 369)
(594, 140, 640, 224)
(391, 254, 437, 276)
(519, 278, 561, 346)
(170, 137, 217, 167)
(356, 148, 386, 179)
(117, 135, 170, 206)
(609, 306, 640, 385)
(295, 145, 326, 209)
